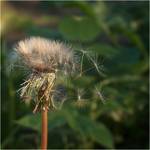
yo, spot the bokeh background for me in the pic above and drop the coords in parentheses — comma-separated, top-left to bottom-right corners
(1, 1, 149, 149)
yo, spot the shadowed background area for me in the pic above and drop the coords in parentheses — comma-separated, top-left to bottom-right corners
(1, 1, 149, 149)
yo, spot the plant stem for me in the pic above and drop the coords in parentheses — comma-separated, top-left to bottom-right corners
(41, 107, 48, 149)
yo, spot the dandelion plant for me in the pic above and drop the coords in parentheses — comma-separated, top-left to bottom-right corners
(14, 37, 78, 149)
(14, 36, 104, 149)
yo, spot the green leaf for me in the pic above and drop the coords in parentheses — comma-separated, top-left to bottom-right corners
(16, 114, 41, 131)
(64, 107, 114, 148)
(16, 112, 66, 131)
(105, 47, 140, 74)
(26, 26, 61, 39)
(88, 44, 120, 58)
(59, 17, 100, 42)
(82, 117, 114, 149)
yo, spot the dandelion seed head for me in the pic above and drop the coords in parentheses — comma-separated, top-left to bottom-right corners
(14, 36, 106, 112)
(15, 37, 76, 73)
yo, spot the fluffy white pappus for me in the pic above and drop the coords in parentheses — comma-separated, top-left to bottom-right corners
(14, 37, 76, 73)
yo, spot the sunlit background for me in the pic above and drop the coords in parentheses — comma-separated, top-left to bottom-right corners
(1, 1, 149, 149)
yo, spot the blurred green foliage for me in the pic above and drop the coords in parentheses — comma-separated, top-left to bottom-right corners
(1, 1, 149, 149)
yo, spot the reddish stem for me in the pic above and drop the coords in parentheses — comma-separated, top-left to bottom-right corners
(41, 108, 48, 149)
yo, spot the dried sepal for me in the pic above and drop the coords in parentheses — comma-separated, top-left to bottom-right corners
(19, 72, 56, 112)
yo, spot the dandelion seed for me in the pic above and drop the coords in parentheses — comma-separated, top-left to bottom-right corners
(77, 49, 106, 77)
(77, 89, 84, 100)
(74, 89, 89, 108)
(51, 85, 67, 109)
(95, 87, 106, 104)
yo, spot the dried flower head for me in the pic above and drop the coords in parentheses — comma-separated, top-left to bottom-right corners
(15, 37, 76, 74)
(15, 37, 77, 112)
